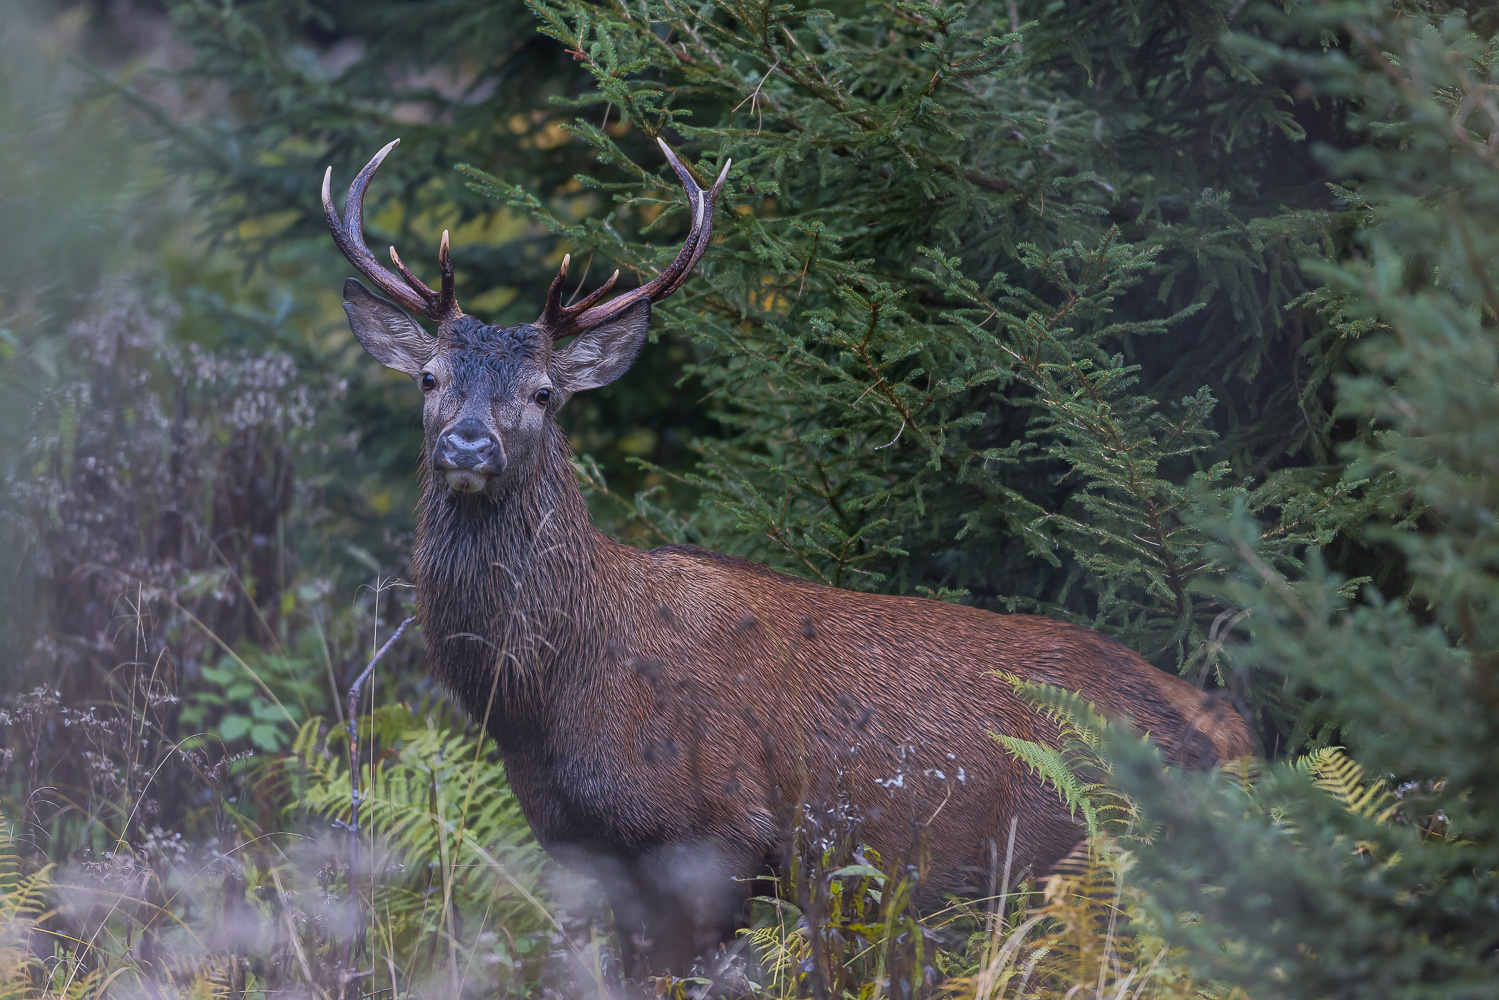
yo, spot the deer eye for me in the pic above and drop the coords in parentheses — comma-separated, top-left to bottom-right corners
(533, 387, 551, 407)
(420, 372, 437, 391)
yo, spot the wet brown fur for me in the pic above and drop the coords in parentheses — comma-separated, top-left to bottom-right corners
(411, 418, 1257, 976)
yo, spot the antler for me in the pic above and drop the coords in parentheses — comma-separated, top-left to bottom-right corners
(322, 139, 461, 325)
(538, 138, 730, 340)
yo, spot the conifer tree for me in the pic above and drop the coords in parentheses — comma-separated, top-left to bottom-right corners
(160, 0, 1365, 726)
(1102, 5, 1499, 995)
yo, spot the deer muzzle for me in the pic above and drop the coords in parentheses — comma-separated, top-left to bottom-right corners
(434, 418, 504, 493)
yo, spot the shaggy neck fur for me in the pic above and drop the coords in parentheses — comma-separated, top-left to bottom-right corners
(410, 422, 611, 747)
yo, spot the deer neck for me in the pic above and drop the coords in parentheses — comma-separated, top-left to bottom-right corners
(411, 424, 611, 743)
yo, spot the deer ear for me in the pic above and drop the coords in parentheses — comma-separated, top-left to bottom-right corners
(342, 278, 435, 376)
(549, 299, 652, 398)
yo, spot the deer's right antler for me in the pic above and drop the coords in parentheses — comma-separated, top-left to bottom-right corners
(323, 139, 461, 326)
(537, 138, 730, 340)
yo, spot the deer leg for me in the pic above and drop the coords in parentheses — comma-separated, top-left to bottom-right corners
(609, 879, 698, 980)
(610, 840, 757, 978)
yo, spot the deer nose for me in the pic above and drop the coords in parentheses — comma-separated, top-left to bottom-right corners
(435, 419, 502, 473)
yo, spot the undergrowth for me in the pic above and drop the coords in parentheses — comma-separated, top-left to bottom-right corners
(0, 618, 1250, 1000)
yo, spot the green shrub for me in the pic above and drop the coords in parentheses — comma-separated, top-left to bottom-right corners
(1105, 6, 1499, 995)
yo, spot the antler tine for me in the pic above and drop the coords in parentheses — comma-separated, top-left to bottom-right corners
(539, 253, 622, 331)
(437, 229, 457, 316)
(539, 138, 731, 340)
(388, 229, 459, 319)
(323, 140, 462, 325)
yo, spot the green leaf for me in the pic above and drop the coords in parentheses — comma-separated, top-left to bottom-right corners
(218, 714, 251, 742)
(829, 864, 886, 882)
(249, 723, 282, 752)
(200, 665, 236, 685)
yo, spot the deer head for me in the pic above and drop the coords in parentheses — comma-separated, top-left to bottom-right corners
(323, 139, 730, 496)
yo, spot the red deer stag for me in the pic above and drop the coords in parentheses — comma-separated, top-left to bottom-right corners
(322, 139, 1256, 977)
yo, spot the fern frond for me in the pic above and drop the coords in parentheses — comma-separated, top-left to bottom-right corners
(1220, 754, 1266, 793)
(997, 735, 1101, 838)
(289, 713, 551, 981)
(0, 812, 59, 999)
(995, 674, 1113, 754)
(1302, 746, 1396, 823)
(991, 676, 1145, 840)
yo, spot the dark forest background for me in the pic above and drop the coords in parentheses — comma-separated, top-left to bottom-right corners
(0, 1, 1495, 997)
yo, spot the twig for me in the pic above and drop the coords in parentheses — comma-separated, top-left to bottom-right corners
(873, 418, 905, 450)
(346, 616, 416, 815)
(797, 228, 819, 299)
(342, 615, 415, 983)
(733, 57, 780, 133)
